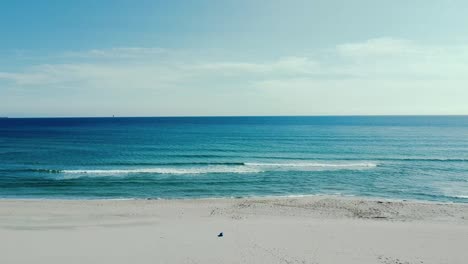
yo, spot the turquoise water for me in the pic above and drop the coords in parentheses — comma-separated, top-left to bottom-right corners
(0, 116, 467, 202)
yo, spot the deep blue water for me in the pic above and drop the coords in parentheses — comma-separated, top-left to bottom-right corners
(0, 116, 467, 202)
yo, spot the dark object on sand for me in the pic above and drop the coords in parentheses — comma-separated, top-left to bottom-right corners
(218, 232, 223, 237)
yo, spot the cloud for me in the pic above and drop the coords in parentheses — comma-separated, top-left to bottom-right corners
(336, 37, 417, 57)
(334, 38, 468, 79)
(0, 71, 57, 86)
(190, 56, 319, 73)
(2, 38, 468, 89)
(0, 56, 323, 89)
(62, 47, 166, 59)
(2, 38, 468, 115)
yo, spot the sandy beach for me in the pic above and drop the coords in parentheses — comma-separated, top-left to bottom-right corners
(1, 196, 467, 264)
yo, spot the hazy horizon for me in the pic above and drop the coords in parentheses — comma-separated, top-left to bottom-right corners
(3, 114, 468, 119)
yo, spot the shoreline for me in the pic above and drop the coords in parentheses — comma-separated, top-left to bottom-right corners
(2, 195, 467, 264)
(1, 193, 466, 205)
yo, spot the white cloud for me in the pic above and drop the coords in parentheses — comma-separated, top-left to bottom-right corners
(0, 56, 322, 88)
(334, 38, 468, 79)
(62, 47, 166, 59)
(2, 38, 468, 88)
(336, 37, 417, 57)
(1, 38, 468, 115)
(0, 71, 57, 86)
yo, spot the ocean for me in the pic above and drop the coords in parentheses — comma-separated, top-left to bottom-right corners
(0, 116, 467, 202)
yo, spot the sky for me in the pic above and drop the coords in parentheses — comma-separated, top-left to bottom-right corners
(1, 0, 468, 117)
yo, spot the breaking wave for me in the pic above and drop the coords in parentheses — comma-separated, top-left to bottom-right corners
(11, 161, 380, 179)
(244, 162, 377, 168)
(62, 166, 261, 175)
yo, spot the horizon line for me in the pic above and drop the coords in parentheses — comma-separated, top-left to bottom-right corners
(2, 114, 468, 119)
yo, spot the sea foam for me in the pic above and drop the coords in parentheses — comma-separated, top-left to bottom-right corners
(56, 161, 378, 178)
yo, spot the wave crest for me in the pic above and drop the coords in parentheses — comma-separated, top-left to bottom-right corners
(62, 166, 260, 176)
(245, 162, 377, 168)
(17, 161, 379, 179)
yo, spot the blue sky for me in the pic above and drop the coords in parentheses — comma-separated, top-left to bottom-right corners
(1, 0, 468, 117)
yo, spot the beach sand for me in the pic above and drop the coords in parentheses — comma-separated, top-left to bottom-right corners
(1, 196, 467, 264)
